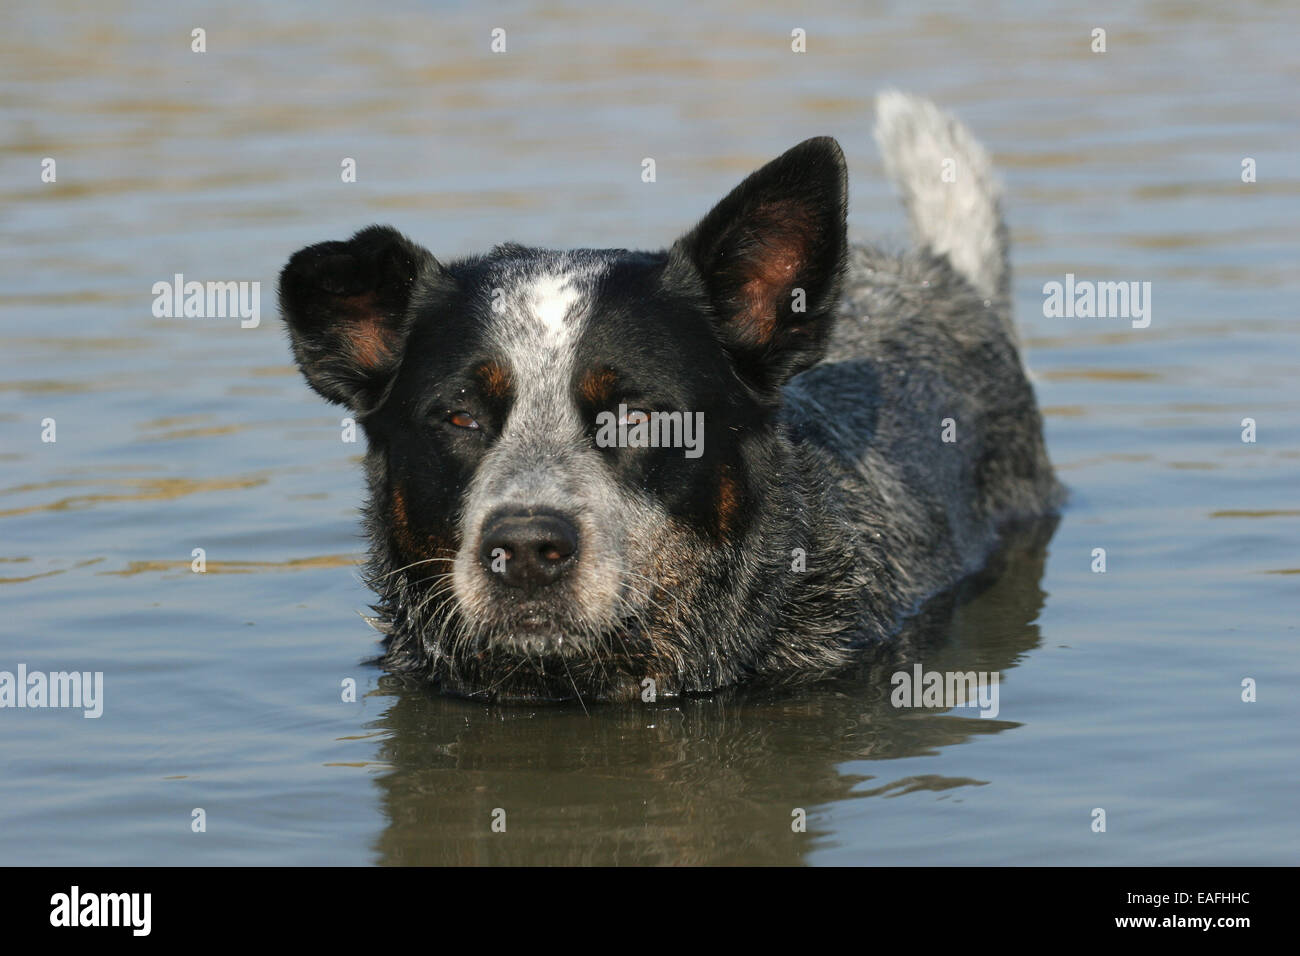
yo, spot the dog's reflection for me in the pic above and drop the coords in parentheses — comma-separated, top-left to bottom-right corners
(366, 517, 1058, 865)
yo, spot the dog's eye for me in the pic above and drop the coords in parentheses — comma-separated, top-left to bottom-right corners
(448, 411, 480, 430)
(619, 409, 650, 426)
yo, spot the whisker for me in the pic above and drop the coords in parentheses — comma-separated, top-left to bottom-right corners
(379, 553, 458, 580)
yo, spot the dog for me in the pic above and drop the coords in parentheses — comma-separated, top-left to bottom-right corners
(278, 92, 1062, 703)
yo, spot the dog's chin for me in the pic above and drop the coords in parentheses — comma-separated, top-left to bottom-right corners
(437, 651, 606, 704)
(488, 623, 587, 659)
(432, 612, 646, 703)
(439, 669, 584, 704)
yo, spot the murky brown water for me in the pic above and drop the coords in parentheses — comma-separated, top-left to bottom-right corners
(1, 0, 1297, 864)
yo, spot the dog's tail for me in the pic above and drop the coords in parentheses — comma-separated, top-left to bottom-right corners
(874, 91, 1010, 305)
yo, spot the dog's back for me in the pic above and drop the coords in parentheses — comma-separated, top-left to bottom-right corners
(784, 92, 1061, 642)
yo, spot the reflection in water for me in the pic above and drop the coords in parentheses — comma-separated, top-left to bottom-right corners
(369, 518, 1057, 864)
(0, 475, 268, 517)
(100, 554, 358, 576)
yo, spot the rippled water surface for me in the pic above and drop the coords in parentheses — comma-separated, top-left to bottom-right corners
(1, 0, 1297, 864)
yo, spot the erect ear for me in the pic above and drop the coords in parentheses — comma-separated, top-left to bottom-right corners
(668, 136, 847, 396)
(278, 225, 450, 413)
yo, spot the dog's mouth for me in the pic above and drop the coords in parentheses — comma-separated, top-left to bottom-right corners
(480, 600, 601, 652)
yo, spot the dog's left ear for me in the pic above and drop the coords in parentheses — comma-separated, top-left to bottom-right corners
(669, 136, 847, 396)
(278, 225, 451, 414)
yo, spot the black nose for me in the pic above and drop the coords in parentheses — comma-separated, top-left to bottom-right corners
(478, 509, 579, 594)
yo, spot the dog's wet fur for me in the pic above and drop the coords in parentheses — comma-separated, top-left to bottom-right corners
(278, 92, 1062, 703)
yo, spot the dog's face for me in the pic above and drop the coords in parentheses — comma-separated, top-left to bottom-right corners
(279, 137, 847, 701)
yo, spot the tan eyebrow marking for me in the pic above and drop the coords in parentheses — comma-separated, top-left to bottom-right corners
(475, 361, 512, 399)
(579, 366, 618, 404)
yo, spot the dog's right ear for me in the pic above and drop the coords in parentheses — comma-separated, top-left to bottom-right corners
(278, 225, 450, 413)
(667, 137, 847, 399)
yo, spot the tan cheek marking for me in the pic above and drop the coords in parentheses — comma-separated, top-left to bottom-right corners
(390, 484, 426, 564)
(390, 484, 416, 553)
(715, 466, 742, 538)
(390, 483, 458, 576)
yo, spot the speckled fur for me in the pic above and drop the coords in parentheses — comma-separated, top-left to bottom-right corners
(280, 93, 1061, 703)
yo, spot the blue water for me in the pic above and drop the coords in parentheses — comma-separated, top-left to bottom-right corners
(0, 0, 1296, 864)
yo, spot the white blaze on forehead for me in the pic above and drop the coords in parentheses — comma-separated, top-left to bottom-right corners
(526, 273, 583, 346)
(487, 263, 600, 444)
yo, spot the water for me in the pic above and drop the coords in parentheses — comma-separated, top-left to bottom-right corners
(1, 0, 1296, 865)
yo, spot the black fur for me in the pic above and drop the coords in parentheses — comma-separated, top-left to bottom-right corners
(278, 102, 1061, 703)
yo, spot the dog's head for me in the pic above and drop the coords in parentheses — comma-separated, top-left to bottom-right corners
(279, 138, 847, 701)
